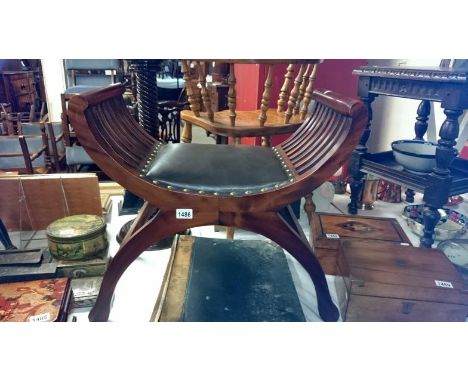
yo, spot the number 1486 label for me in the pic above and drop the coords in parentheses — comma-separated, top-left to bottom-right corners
(176, 209, 193, 219)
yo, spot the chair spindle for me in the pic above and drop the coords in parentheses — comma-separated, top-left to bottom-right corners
(196, 61, 214, 122)
(228, 63, 237, 127)
(285, 65, 306, 123)
(277, 64, 294, 113)
(294, 64, 311, 115)
(299, 64, 318, 120)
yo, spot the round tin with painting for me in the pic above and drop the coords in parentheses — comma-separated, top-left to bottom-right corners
(46, 214, 108, 261)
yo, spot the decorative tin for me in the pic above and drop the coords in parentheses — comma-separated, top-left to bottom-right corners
(46, 214, 108, 261)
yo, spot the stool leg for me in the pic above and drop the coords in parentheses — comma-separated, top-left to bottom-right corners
(89, 209, 217, 321)
(181, 121, 192, 143)
(236, 210, 340, 322)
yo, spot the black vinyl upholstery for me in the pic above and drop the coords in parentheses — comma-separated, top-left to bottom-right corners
(144, 143, 289, 194)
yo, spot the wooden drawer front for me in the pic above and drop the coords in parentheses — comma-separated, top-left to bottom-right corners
(10, 75, 35, 96)
(17, 93, 36, 108)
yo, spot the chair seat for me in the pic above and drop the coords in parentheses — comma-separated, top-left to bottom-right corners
(144, 143, 290, 195)
(65, 145, 94, 165)
(64, 85, 103, 95)
(181, 109, 306, 137)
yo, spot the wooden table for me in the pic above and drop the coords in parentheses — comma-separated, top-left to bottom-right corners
(347, 66, 468, 248)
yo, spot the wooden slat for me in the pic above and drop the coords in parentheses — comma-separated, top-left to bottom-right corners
(89, 103, 142, 168)
(281, 101, 322, 152)
(283, 106, 331, 157)
(296, 116, 349, 174)
(290, 112, 342, 167)
(110, 97, 155, 148)
(297, 118, 352, 175)
(105, 98, 152, 157)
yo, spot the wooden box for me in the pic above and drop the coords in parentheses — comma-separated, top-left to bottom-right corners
(336, 240, 468, 322)
(151, 235, 305, 322)
(310, 213, 412, 275)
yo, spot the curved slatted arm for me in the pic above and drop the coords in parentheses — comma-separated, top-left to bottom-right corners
(277, 88, 367, 194)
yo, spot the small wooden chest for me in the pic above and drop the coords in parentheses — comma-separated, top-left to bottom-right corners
(336, 240, 468, 322)
(310, 213, 412, 275)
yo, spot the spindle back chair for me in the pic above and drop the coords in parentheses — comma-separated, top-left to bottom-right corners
(180, 59, 321, 146)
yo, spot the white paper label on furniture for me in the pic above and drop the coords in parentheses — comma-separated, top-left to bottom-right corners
(325, 233, 340, 239)
(29, 312, 51, 322)
(176, 209, 193, 219)
(434, 280, 453, 289)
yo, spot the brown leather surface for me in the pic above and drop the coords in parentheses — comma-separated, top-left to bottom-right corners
(144, 143, 289, 194)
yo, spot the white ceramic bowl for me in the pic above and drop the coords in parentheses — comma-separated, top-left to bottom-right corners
(391, 140, 437, 174)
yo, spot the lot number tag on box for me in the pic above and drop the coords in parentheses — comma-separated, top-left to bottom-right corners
(434, 280, 453, 289)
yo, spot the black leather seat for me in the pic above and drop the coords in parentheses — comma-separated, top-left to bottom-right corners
(144, 143, 291, 195)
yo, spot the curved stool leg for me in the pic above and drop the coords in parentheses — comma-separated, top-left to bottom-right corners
(89, 209, 217, 321)
(236, 210, 340, 322)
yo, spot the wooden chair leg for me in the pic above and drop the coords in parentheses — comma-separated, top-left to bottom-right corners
(89, 208, 218, 321)
(232, 208, 340, 322)
(181, 121, 192, 143)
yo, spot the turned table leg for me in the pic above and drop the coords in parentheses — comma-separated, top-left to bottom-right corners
(420, 107, 462, 248)
(405, 188, 415, 203)
(406, 100, 432, 203)
(348, 93, 376, 215)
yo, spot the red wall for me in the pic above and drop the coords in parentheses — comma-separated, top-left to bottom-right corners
(314, 59, 368, 98)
